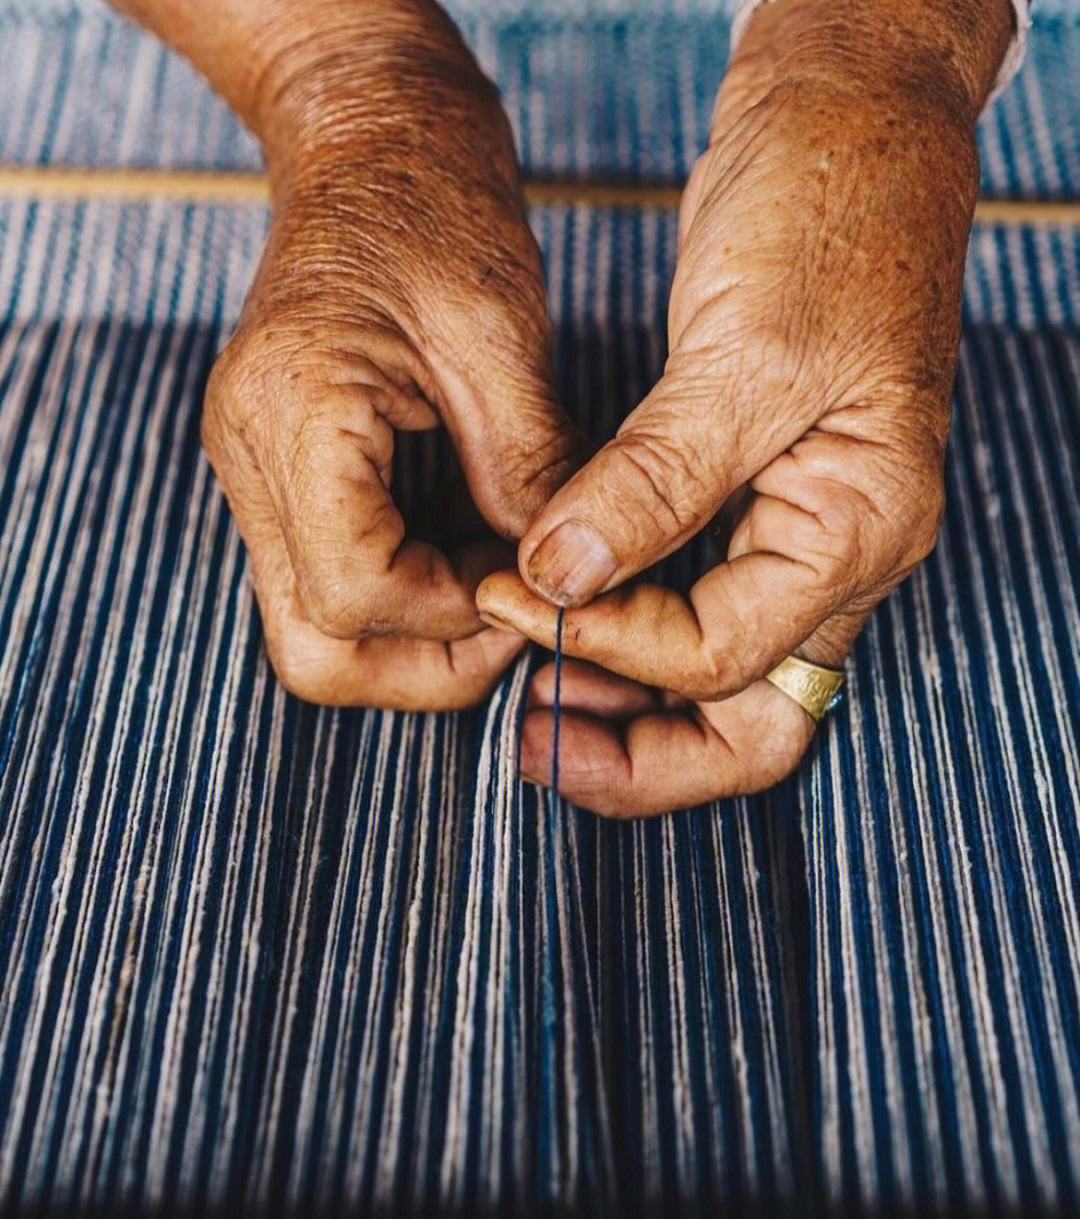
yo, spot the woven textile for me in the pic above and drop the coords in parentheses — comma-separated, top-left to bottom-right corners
(1, 4, 1080, 1217)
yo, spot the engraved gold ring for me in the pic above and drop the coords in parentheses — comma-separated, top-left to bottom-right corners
(764, 655, 846, 722)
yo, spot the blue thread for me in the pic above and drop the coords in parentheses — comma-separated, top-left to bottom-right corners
(551, 608, 564, 796)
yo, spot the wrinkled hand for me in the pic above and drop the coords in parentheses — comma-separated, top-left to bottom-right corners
(202, 3, 581, 709)
(478, 0, 1011, 813)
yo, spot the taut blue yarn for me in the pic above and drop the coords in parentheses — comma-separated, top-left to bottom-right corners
(551, 606, 565, 797)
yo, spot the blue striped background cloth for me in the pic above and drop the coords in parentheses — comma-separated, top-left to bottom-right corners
(1, 2, 1079, 1216)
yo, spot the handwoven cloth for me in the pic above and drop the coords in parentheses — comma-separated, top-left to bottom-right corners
(1, 3, 1079, 1217)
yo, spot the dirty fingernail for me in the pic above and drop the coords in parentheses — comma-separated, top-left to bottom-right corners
(526, 520, 617, 607)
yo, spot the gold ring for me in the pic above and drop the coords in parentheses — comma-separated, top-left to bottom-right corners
(764, 655, 846, 722)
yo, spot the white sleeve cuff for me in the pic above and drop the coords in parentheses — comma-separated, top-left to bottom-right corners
(728, 0, 1032, 108)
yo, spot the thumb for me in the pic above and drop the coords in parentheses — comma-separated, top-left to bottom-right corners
(436, 322, 590, 543)
(518, 367, 745, 607)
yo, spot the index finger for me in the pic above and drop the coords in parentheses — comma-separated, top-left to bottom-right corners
(263, 387, 487, 641)
(478, 471, 869, 700)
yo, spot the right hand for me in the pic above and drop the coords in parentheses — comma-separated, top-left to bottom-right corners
(201, 2, 583, 709)
(476, 0, 1006, 813)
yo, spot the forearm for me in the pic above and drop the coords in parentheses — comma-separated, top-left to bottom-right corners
(105, 0, 481, 164)
(720, 0, 1014, 129)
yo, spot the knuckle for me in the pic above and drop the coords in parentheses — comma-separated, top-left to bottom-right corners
(199, 398, 226, 471)
(815, 509, 865, 591)
(611, 432, 715, 539)
(207, 327, 260, 409)
(878, 462, 945, 578)
(261, 626, 328, 705)
(203, 327, 280, 464)
(908, 479, 946, 565)
(877, 421, 948, 569)
(202, 340, 260, 470)
(266, 643, 317, 703)
(297, 564, 372, 638)
(801, 482, 878, 599)
(751, 731, 809, 791)
(688, 648, 750, 703)
(203, 338, 239, 418)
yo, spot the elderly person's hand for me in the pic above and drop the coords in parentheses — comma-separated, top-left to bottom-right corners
(145, 0, 583, 708)
(477, 0, 1014, 814)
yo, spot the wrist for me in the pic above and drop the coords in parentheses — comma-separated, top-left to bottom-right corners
(111, 0, 466, 144)
(719, 0, 1013, 132)
(249, 0, 495, 179)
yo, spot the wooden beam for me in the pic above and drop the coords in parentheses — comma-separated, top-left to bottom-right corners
(0, 165, 1078, 226)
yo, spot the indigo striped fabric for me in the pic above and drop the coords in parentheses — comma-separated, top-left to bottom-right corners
(2, 3, 1080, 1218)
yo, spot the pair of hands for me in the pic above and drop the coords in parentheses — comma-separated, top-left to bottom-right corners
(199, 0, 1011, 815)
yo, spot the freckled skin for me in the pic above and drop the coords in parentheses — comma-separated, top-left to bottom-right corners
(111, 0, 591, 709)
(108, 0, 1012, 794)
(477, 0, 1014, 815)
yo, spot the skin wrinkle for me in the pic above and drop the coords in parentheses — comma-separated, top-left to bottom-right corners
(112, 0, 1011, 810)
(195, 0, 578, 671)
(476, 0, 1011, 812)
(725, 0, 1012, 122)
(612, 435, 717, 540)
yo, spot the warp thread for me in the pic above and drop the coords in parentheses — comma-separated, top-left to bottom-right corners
(551, 607, 565, 797)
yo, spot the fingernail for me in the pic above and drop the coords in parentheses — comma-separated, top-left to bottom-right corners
(527, 520, 617, 606)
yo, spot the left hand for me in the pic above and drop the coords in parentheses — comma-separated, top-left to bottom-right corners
(476, 0, 1011, 815)
(196, 0, 586, 711)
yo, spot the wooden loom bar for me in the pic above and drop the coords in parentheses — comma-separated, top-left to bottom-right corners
(0, 166, 1078, 225)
